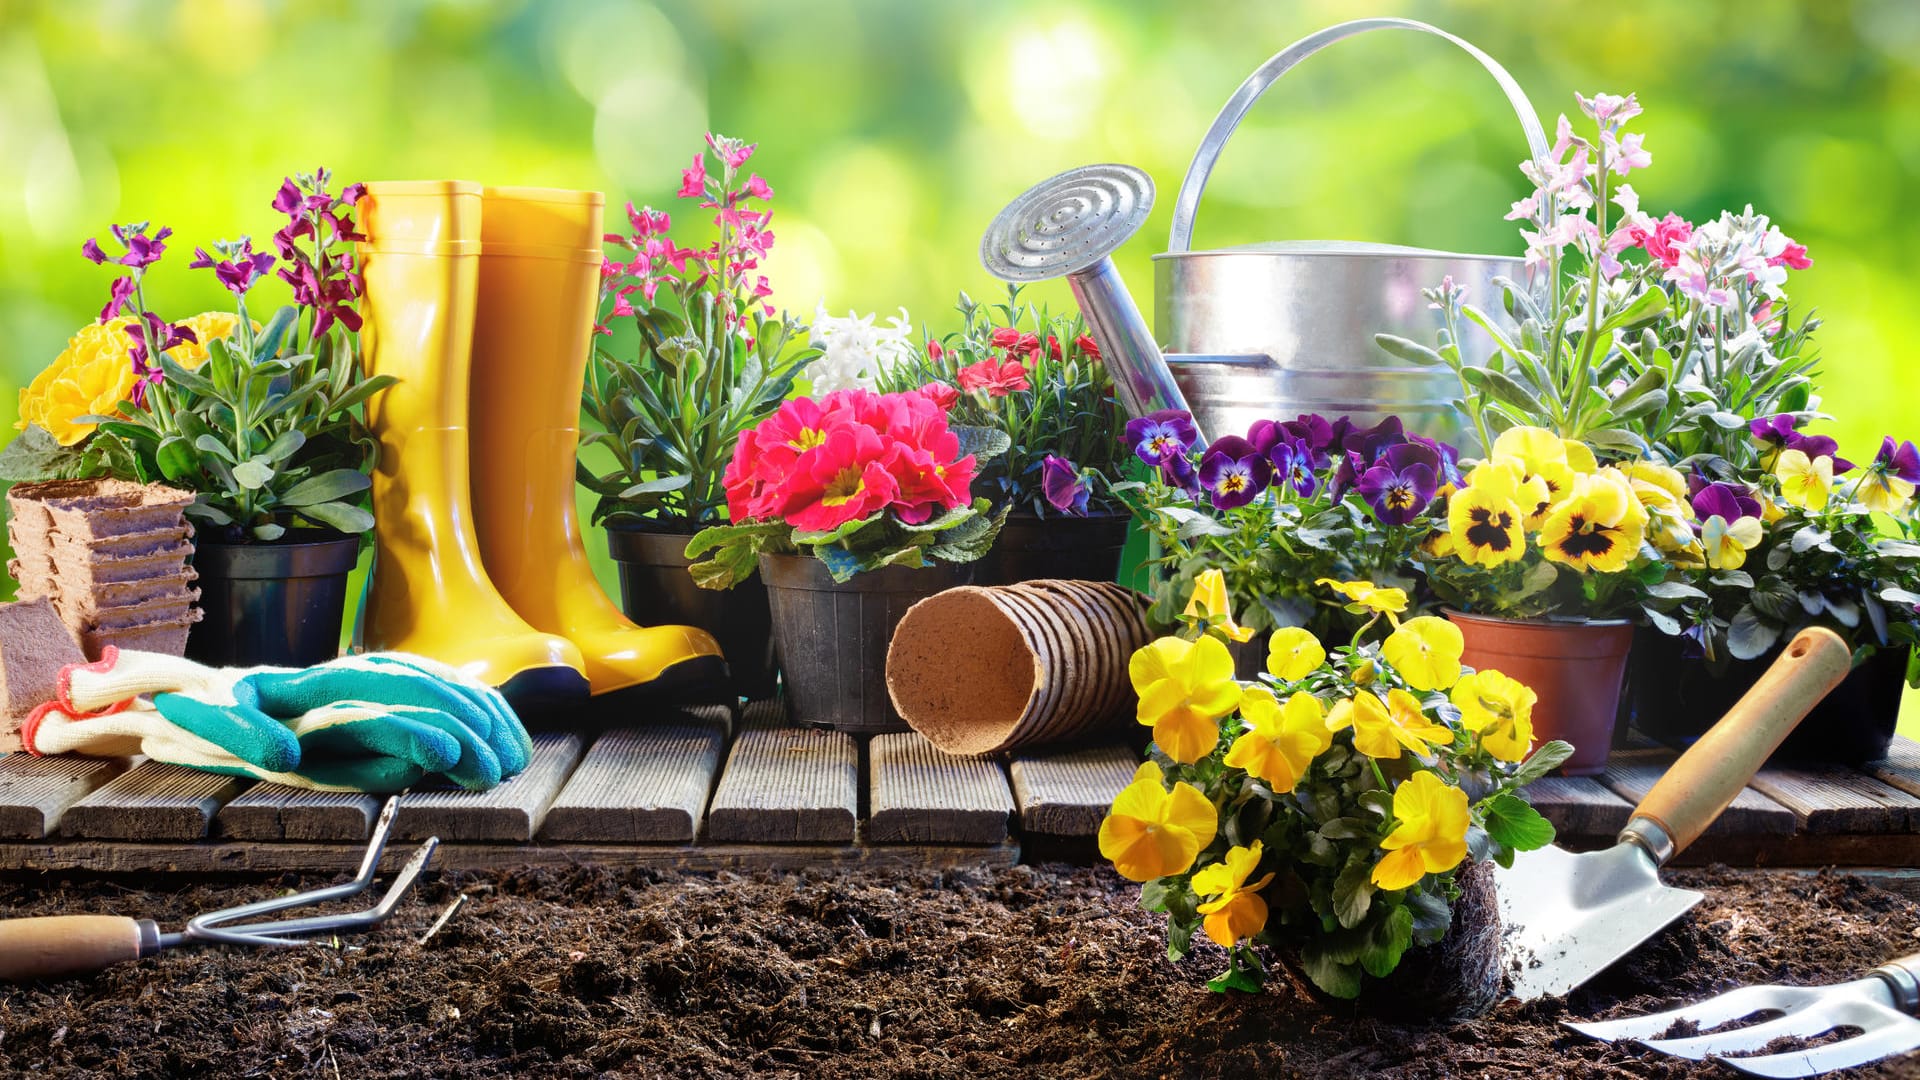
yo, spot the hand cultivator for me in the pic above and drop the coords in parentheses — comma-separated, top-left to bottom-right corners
(0, 798, 435, 982)
(1567, 952, 1920, 1076)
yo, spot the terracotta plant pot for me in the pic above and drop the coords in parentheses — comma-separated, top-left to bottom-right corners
(1621, 627, 1907, 764)
(971, 511, 1130, 586)
(187, 530, 360, 667)
(760, 553, 973, 732)
(605, 522, 777, 699)
(1446, 609, 1634, 777)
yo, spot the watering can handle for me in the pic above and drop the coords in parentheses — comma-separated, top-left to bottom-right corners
(1167, 17, 1550, 254)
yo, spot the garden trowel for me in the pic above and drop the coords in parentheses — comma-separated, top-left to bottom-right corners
(1497, 627, 1852, 1000)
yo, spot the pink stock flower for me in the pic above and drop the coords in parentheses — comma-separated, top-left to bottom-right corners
(743, 174, 774, 200)
(706, 132, 756, 169)
(1504, 192, 1540, 222)
(1576, 91, 1642, 125)
(1603, 130, 1651, 176)
(1770, 239, 1812, 270)
(678, 153, 707, 199)
(627, 203, 671, 236)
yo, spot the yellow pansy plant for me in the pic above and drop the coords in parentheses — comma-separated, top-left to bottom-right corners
(1328, 688, 1452, 760)
(1316, 577, 1407, 627)
(1266, 626, 1326, 682)
(1128, 635, 1240, 765)
(1774, 448, 1833, 510)
(1192, 841, 1276, 949)
(1378, 616, 1463, 692)
(1097, 760, 1217, 883)
(1223, 688, 1331, 792)
(1370, 771, 1470, 891)
(1182, 567, 1255, 643)
(1700, 514, 1764, 571)
(1450, 669, 1537, 763)
(1540, 470, 1648, 574)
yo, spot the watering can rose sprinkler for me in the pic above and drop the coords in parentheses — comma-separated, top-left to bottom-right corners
(979, 17, 1551, 453)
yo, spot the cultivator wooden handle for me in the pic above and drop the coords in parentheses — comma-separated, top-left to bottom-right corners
(0, 914, 160, 981)
(1630, 627, 1852, 857)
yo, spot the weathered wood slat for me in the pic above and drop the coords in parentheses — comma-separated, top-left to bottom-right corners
(706, 725, 857, 844)
(540, 719, 728, 843)
(1748, 765, 1919, 834)
(0, 753, 132, 839)
(1522, 776, 1634, 840)
(868, 733, 1014, 845)
(395, 733, 583, 843)
(1601, 757, 1796, 837)
(59, 761, 248, 840)
(1009, 743, 1136, 837)
(1863, 736, 1920, 801)
(215, 785, 383, 842)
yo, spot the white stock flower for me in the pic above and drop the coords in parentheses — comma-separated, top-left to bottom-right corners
(805, 305, 917, 393)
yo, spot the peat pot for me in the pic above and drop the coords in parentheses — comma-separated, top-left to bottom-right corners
(760, 553, 972, 733)
(605, 522, 777, 699)
(1447, 609, 1635, 777)
(1621, 628, 1908, 764)
(187, 530, 359, 668)
(972, 511, 1130, 586)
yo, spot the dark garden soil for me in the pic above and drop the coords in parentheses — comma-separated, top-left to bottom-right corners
(0, 864, 1915, 1079)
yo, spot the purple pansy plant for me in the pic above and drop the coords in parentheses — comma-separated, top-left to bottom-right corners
(1691, 481, 1762, 524)
(1197, 435, 1272, 510)
(1750, 414, 1855, 473)
(1125, 409, 1200, 466)
(1354, 442, 1441, 525)
(1874, 437, 1920, 486)
(1268, 436, 1319, 498)
(1041, 455, 1091, 516)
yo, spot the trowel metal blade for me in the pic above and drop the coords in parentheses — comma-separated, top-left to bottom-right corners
(1496, 841, 1704, 1001)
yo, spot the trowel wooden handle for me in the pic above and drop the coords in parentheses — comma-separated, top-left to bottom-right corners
(0, 915, 158, 981)
(1630, 627, 1852, 857)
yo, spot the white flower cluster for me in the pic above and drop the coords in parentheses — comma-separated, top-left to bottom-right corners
(805, 306, 917, 394)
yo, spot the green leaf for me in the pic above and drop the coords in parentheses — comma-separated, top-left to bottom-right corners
(156, 436, 200, 482)
(1729, 605, 1783, 661)
(791, 512, 887, 547)
(253, 306, 298, 361)
(1644, 580, 1708, 601)
(1596, 286, 1670, 335)
(0, 425, 91, 484)
(1509, 740, 1576, 788)
(1374, 333, 1447, 367)
(1358, 903, 1414, 979)
(895, 505, 979, 534)
(261, 429, 306, 463)
(1296, 938, 1364, 999)
(232, 457, 274, 490)
(1205, 950, 1266, 993)
(1332, 857, 1375, 929)
(195, 434, 239, 465)
(295, 500, 375, 534)
(1462, 366, 1548, 417)
(617, 475, 693, 498)
(250, 521, 286, 542)
(1405, 889, 1452, 947)
(278, 468, 372, 507)
(1481, 790, 1557, 851)
(953, 424, 1012, 463)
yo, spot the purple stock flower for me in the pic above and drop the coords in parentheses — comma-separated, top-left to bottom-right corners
(190, 239, 276, 297)
(1691, 481, 1761, 523)
(123, 313, 198, 407)
(83, 224, 172, 269)
(1197, 436, 1271, 509)
(1041, 455, 1091, 516)
(99, 275, 136, 322)
(1268, 437, 1320, 498)
(1355, 442, 1441, 525)
(80, 238, 108, 265)
(1125, 409, 1199, 466)
(1876, 436, 1920, 486)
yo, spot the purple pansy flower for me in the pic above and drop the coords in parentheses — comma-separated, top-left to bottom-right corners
(190, 238, 276, 298)
(1197, 435, 1272, 510)
(1328, 449, 1367, 502)
(1041, 455, 1091, 516)
(1281, 413, 1338, 455)
(1246, 419, 1283, 455)
(1787, 432, 1853, 474)
(1125, 409, 1199, 466)
(1340, 415, 1406, 464)
(1408, 432, 1463, 487)
(1355, 442, 1441, 525)
(1876, 437, 1920, 486)
(1159, 446, 1201, 494)
(1691, 481, 1762, 523)
(1268, 436, 1320, 498)
(1750, 414, 1797, 449)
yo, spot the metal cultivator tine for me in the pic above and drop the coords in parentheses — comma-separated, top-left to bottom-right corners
(1718, 1011, 1920, 1078)
(1643, 988, 1901, 1059)
(1565, 983, 1829, 1044)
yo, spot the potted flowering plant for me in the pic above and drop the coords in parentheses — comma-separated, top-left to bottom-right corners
(3, 171, 390, 666)
(880, 286, 1130, 584)
(579, 132, 818, 697)
(1103, 577, 1568, 1017)
(686, 385, 1007, 731)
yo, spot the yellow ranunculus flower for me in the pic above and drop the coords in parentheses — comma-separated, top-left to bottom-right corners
(1447, 486, 1526, 568)
(1266, 626, 1326, 682)
(1380, 615, 1464, 692)
(166, 311, 248, 370)
(1451, 668, 1537, 762)
(17, 320, 142, 446)
(1700, 514, 1764, 571)
(1774, 448, 1833, 511)
(1183, 568, 1254, 643)
(1316, 578, 1407, 626)
(1540, 471, 1647, 573)
(1129, 635, 1241, 765)
(1192, 840, 1277, 948)
(1098, 760, 1219, 883)
(1371, 770, 1471, 891)
(1855, 473, 1917, 516)
(1224, 688, 1331, 793)
(1328, 688, 1452, 760)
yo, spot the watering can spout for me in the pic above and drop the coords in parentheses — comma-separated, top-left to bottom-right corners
(978, 164, 1194, 426)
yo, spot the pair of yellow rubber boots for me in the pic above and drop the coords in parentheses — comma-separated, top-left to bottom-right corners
(355, 182, 722, 711)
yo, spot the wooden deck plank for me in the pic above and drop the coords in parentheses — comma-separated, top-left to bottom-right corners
(394, 733, 584, 843)
(0, 753, 132, 839)
(540, 718, 729, 844)
(706, 725, 857, 844)
(1748, 765, 1919, 835)
(1522, 776, 1634, 840)
(1009, 743, 1136, 837)
(214, 785, 383, 842)
(1601, 757, 1797, 837)
(59, 761, 248, 841)
(1863, 736, 1920, 801)
(868, 732, 1014, 845)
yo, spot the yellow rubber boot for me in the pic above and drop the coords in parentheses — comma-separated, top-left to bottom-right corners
(468, 186, 724, 699)
(355, 181, 591, 710)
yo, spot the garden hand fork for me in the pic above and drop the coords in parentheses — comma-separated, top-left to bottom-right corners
(1565, 952, 1920, 1077)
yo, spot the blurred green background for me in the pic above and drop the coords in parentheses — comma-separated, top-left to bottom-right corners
(1, 0, 1915, 730)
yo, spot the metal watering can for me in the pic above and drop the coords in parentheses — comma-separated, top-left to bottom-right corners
(979, 17, 1550, 452)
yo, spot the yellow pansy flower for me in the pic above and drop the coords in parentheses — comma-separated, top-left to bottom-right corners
(1561, 438, 1599, 474)
(1098, 761, 1219, 883)
(1540, 471, 1647, 573)
(1617, 460, 1688, 502)
(1451, 668, 1537, 762)
(1129, 635, 1241, 765)
(1224, 688, 1331, 792)
(1621, 466, 1698, 556)
(17, 320, 141, 446)
(1774, 448, 1833, 511)
(1421, 528, 1459, 560)
(1329, 688, 1452, 760)
(1492, 426, 1568, 475)
(1316, 578, 1408, 626)
(1183, 568, 1255, 643)
(1266, 626, 1326, 682)
(1855, 473, 1916, 516)
(1493, 426, 1577, 525)
(1446, 485, 1526, 568)
(1380, 615, 1465, 692)
(1700, 514, 1764, 571)
(1370, 770, 1471, 891)
(1192, 841, 1277, 948)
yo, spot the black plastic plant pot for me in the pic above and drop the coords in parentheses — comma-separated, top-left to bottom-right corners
(759, 552, 972, 733)
(971, 511, 1131, 586)
(186, 529, 359, 668)
(605, 521, 777, 700)
(1621, 626, 1908, 764)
